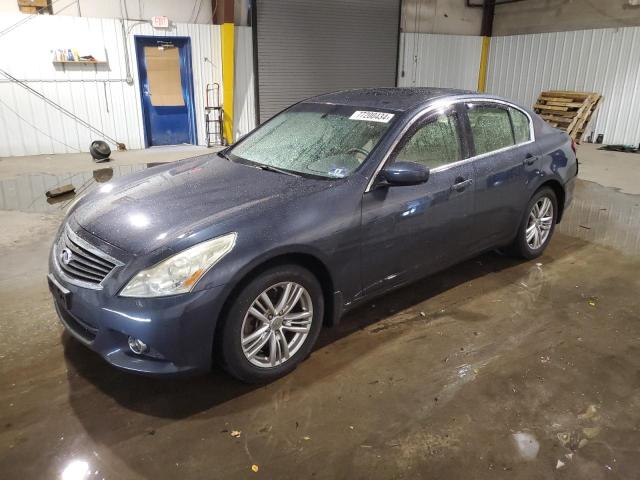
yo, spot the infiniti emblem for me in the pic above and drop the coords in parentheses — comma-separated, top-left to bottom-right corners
(60, 248, 73, 265)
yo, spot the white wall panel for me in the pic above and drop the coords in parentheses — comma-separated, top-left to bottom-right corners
(398, 32, 482, 91)
(234, 26, 256, 140)
(0, 13, 221, 157)
(401, 0, 482, 36)
(487, 27, 640, 145)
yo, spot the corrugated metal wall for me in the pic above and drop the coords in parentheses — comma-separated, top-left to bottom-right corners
(0, 13, 222, 157)
(398, 33, 482, 90)
(255, 0, 400, 123)
(233, 26, 256, 139)
(487, 26, 640, 145)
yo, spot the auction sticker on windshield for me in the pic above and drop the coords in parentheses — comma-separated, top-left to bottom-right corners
(349, 111, 395, 123)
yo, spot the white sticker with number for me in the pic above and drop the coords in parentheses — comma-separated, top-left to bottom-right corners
(349, 111, 395, 123)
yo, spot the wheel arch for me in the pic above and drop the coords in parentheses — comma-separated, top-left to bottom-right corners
(537, 179, 566, 222)
(214, 251, 338, 350)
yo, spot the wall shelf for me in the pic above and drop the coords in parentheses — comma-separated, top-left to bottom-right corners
(53, 60, 107, 65)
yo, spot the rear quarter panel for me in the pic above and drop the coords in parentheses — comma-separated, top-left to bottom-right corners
(530, 117, 577, 214)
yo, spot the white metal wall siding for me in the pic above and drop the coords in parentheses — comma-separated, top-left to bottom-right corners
(234, 26, 257, 139)
(256, 0, 400, 123)
(487, 27, 640, 145)
(0, 14, 222, 157)
(127, 21, 222, 149)
(398, 33, 482, 90)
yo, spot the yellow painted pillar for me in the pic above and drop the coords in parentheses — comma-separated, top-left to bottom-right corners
(477, 36, 491, 93)
(221, 22, 234, 144)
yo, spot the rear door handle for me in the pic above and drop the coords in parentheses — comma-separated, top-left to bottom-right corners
(523, 154, 537, 166)
(451, 178, 473, 191)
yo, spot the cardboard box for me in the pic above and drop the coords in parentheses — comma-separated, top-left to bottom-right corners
(19, 5, 39, 13)
(18, 0, 49, 7)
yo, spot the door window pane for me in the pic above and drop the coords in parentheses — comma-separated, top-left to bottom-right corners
(395, 113, 462, 169)
(144, 46, 185, 107)
(467, 105, 514, 155)
(509, 107, 531, 144)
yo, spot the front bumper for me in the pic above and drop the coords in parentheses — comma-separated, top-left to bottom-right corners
(48, 228, 229, 376)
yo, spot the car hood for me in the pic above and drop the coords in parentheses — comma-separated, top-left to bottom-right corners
(73, 155, 334, 254)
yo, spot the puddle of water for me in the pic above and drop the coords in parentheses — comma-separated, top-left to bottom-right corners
(93, 167, 114, 183)
(0, 163, 167, 214)
(512, 432, 540, 460)
(558, 180, 640, 255)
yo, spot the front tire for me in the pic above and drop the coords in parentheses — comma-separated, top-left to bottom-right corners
(509, 187, 558, 259)
(218, 264, 323, 383)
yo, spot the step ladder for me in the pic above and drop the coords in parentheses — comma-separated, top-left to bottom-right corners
(205, 83, 225, 147)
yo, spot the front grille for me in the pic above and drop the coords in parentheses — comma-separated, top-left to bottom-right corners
(55, 226, 120, 287)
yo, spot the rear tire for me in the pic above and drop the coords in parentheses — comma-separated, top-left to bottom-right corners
(218, 264, 323, 383)
(509, 187, 558, 259)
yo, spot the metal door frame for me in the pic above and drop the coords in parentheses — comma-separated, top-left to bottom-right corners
(134, 35, 197, 147)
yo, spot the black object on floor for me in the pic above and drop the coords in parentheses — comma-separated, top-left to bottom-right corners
(90, 140, 111, 162)
(45, 184, 75, 198)
(597, 144, 640, 154)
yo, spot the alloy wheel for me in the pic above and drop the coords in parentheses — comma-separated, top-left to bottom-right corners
(240, 282, 313, 368)
(526, 196, 554, 250)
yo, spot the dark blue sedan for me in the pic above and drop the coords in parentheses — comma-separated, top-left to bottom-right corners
(48, 88, 577, 382)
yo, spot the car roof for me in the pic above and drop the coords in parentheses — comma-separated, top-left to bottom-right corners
(304, 87, 475, 112)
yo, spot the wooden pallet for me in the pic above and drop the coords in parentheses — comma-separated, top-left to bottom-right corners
(533, 90, 602, 142)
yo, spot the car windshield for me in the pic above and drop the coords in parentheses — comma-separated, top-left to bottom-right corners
(227, 103, 397, 179)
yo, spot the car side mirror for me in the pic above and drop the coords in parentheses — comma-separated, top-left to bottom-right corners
(379, 161, 430, 187)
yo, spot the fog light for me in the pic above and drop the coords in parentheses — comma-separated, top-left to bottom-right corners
(128, 336, 148, 355)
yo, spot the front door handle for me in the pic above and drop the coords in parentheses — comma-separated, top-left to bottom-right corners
(523, 153, 537, 166)
(451, 178, 473, 191)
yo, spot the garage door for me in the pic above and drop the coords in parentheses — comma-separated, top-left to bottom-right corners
(255, 0, 401, 123)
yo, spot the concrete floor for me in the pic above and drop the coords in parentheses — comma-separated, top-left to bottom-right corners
(576, 144, 640, 195)
(0, 146, 639, 479)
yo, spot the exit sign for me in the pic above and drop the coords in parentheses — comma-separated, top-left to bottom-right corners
(151, 16, 169, 28)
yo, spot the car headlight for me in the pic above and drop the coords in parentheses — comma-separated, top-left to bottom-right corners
(119, 232, 237, 298)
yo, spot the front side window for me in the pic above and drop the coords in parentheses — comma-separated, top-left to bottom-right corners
(228, 104, 396, 179)
(467, 104, 515, 155)
(509, 107, 531, 144)
(394, 112, 463, 169)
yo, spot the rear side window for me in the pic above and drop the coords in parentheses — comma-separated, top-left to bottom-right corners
(467, 105, 514, 155)
(395, 112, 462, 169)
(509, 107, 531, 144)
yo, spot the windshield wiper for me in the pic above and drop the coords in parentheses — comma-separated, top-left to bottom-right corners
(217, 149, 231, 161)
(228, 155, 301, 177)
(257, 164, 300, 177)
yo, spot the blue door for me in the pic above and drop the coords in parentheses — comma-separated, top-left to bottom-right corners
(135, 36, 197, 146)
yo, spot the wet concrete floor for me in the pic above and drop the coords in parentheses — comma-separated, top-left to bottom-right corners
(0, 164, 639, 479)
